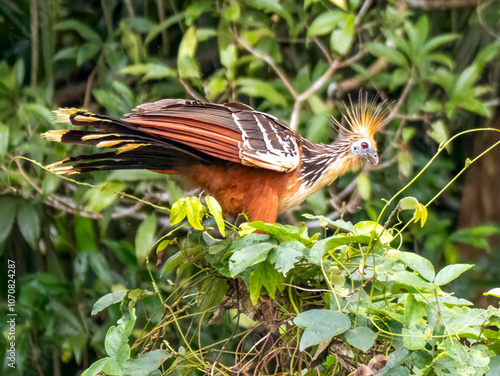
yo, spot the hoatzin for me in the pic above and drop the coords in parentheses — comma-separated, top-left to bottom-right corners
(42, 93, 388, 223)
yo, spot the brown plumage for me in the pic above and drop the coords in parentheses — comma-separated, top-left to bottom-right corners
(42, 92, 389, 223)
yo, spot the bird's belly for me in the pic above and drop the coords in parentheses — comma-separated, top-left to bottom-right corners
(181, 163, 291, 222)
(278, 180, 322, 213)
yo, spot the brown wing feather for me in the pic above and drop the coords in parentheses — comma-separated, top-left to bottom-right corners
(124, 99, 302, 172)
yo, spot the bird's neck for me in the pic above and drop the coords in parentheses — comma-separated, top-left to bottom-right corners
(300, 141, 361, 188)
(278, 141, 362, 213)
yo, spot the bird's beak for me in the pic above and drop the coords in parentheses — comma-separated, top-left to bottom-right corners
(366, 151, 379, 166)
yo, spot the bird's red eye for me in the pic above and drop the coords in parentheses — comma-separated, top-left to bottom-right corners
(361, 142, 369, 149)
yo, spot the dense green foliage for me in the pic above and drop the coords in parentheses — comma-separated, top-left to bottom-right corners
(1, 0, 500, 375)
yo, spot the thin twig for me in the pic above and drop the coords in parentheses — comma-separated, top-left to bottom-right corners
(354, 0, 373, 25)
(179, 78, 206, 101)
(477, 0, 500, 38)
(236, 36, 298, 99)
(84, 55, 103, 108)
(328, 58, 388, 96)
(124, 0, 135, 17)
(290, 51, 365, 129)
(313, 37, 333, 65)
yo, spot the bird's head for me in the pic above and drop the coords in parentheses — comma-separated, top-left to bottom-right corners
(332, 91, 390, 167)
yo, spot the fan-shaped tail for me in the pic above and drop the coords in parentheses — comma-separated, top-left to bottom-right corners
(42, 108, 206, 175)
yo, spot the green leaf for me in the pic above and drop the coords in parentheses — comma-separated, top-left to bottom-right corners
(397, 151, 412, 179)
(474, 39, 500, 70)
(434, 264, 473, 286)
(449, 224, 500, 252)
(93, 89, 126, 114)
(102, 358, 123, 374)
(196, 28, 217, 42)
(307, 11, 344, 37)
(357, 173, 371, 200)
(185, 197, 206, 231)
(17, 200, 40, 248)
(126, 17, 156, 33)
(206, 195, 225, 236)
(429, 120, 449, 147)
(294, 310, 351, 351)
(344, 327, 376, 351)
(391, 251, 435, 282)
(12, 58, 24, 87)
(208, 77, 227, 100)
(254, 262, 282, 300)
(268, 241, 304, 276)
(55, 20, 102, 44)
(135, 214, 157, 263)
(83, 183, 123, 212)
(454, 65, 479, 96)
(309, 239, 329, 264)
(249, 266, 264, 304)
(403, 294, 425, 329)
(391, 271, 433, 291)
(484, 288, 500, 298)
(75, 216, 96, 252)
(105, 309, 136, 359)
(0, 197, 16, 243)
(238, 78, 287, 106)
(245, 0, 294, 31)
(487, 356, 500, 376)
(354, 221, 393, 243)
(398, 197, 427, 227)
(88, 252, 112, 286)
(160, 250, 183, 276)
(303, 215, 355, 233)
(229, 242, 275, 277)
(186, 2, 212, 25)
(402, 328, 425, 350)
(157, 238, 177, 254)
(179, 26, 198, 58)
(398, 197, 419, 211)
(368, 43, 408, 67)
(92, 290, 128, 315)
(122, 349, 171, 375)
(220, 44, 237, 80)
(121, 63, 177, 80)
(170, 198, 187, 225)
(178, 26, 200, 78)
(145, 12, 185, 46)
(76, 43, 101, 66)
(421, 33, 460, 54)
(178, 56, 200, 78)
(244, 222, 311, 244)
(80, 358, 109, 376)
(330, 14, 355, 55)
(224, 0, 241, 20)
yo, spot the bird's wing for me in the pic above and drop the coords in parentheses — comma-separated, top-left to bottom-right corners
(124, 99, 301, 172)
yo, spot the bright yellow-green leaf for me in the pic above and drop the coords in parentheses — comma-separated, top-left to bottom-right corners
(329, 0, 347, 10)
(178, 26, 198, 58)
(398, 197, 419, 211)
(170, 198, 187, 225)
(419, 204, 428, 227)
(185, 197, 206, 231)
(484, 288, 500, 298)
(206, 195, 225, 236)
(357, 173, 371, 200)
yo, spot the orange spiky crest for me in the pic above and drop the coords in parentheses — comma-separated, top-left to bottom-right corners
(332, 91, 390, 141)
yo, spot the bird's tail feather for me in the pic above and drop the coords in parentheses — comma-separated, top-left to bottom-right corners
(42, 108, 203, 175)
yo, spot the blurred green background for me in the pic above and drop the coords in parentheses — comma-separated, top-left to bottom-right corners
(1, 0, 500, 374)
